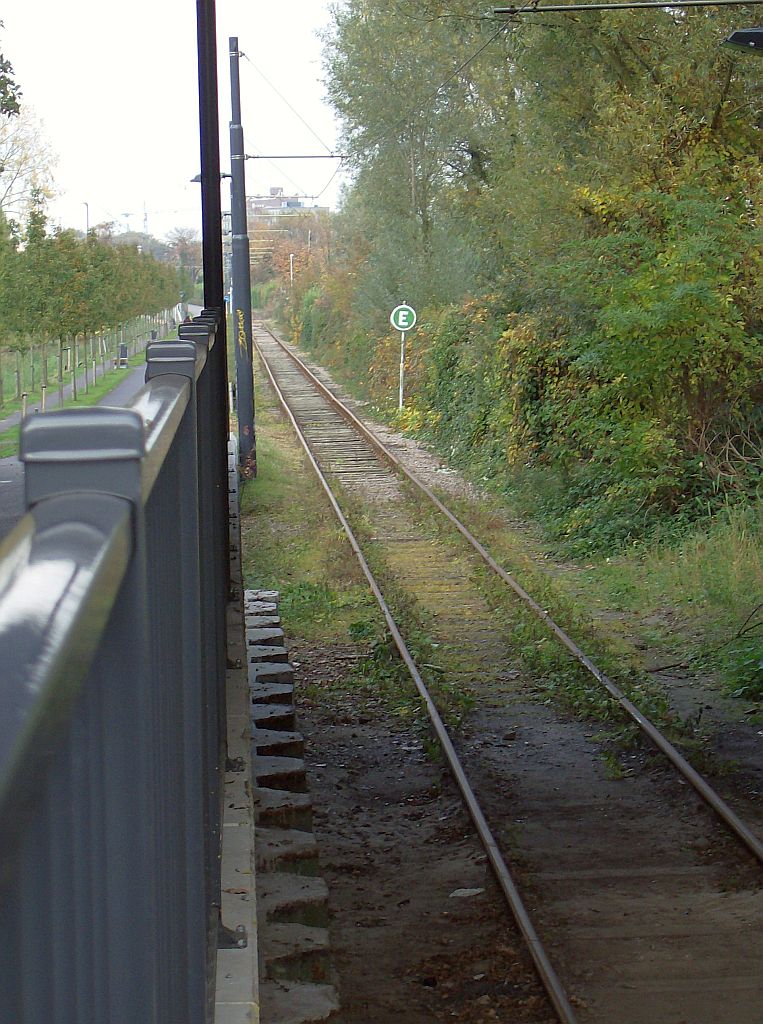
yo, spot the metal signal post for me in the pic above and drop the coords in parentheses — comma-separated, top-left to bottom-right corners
(229, 36, 256, 477)
(390, 304, 417, 410)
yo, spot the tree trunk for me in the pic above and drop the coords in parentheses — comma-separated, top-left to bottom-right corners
(58, 339, 64, 407)
(72, 337, 78, 401)
(83, 335, 89, 394)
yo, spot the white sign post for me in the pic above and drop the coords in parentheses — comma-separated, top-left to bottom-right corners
(390, 304, 417, 409)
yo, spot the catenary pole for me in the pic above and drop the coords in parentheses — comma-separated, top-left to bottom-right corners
(197, 1, 225, 315)
(229, 36, 257, 477)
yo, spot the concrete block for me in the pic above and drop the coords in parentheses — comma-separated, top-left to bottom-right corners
(254, 788, 313, 831)
(245, 614, 282, 629)
(245, 589, 280, 602)
(250, 662, 295, 686)
(248, 644, 289, 664)
(250, 681, 294, 706)
(257, 873, 329, 928)
(247, 627, 286, 646)
(256, 827, 320, 876)
(261, 923, 331, 984)
(254, 755, 308, 794)
(251, 704, 296, 731)
(252, 728, 304, 758)
(259, 981, 339, 1024)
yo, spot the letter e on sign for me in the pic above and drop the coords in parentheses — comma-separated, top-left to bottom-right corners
(390, 304, 417, 332)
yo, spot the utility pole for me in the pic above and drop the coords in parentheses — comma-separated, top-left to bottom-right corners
(229, 36, 256, 477)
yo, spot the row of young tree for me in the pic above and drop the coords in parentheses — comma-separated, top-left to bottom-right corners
(0, 200, 178, 343)
(0, 34, 180, 409)
(0, 199, 179, 407)
(280, 1, 762, 551)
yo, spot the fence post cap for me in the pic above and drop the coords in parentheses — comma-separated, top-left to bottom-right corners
(20, 407, 145, 508)
(145, 341, 202, 382)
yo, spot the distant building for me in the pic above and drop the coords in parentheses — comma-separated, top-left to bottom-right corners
(246, 186, 306, 220)
(244, 187, 328, 263)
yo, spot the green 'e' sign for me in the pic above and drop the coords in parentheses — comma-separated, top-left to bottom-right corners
(390, 304, 417, 332)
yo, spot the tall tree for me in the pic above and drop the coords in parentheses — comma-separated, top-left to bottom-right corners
(0, 108, 55, 218)
(0, 25, 21, 118)
(310, 0, 763, 544)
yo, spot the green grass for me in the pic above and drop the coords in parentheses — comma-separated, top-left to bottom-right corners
(0, 323, 155, 420)
(436, 484, 762, 704)
(580, 502, 763, 698)
(240, 381, 378, 643)
(400, 482, 687, 739)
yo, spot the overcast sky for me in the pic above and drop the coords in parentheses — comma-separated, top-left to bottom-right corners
(1, 1, 344, 240)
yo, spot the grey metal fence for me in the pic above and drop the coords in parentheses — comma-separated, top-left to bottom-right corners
(0, 310, 230, 1024)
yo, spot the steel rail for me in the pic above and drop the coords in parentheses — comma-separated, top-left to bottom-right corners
(257, 324, 763, 865)
(254, 329, 580, 1024)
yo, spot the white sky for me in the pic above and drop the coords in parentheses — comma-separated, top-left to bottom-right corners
(1, 1, 344, 240)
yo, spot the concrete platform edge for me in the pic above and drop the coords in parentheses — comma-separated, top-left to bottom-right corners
(215, 440, 260, 1024)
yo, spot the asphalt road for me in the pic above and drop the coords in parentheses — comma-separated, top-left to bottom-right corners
(0, 363, 148, 544)
(0, 455, 24, 544)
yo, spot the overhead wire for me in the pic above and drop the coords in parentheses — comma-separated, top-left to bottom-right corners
(241, 11, 520, 204)
(237, 18, 516, 203)
(238, 49, 343, 203)
(314, 161, 346, 201)
(239, 51, 334, 154)
(389, 1, 505, 24)
(421, 20, 511, 109)
(244, 143, 309, 197)
(344, 14, 518, 157)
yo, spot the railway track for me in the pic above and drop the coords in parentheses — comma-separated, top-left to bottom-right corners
(252, 322, 763, 1024)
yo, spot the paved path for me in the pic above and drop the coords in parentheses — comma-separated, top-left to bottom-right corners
(0, 455, 24, 543)
(0, 363, 148, 543)
(0, 353, 146, 435)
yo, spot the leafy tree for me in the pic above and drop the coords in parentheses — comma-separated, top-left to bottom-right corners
(167, 227, 202, 288)
(0, 194, 180, 400)
(0, 106, 55, 218)
(304, 0, 763, 548)
(0, 26, 20, 118)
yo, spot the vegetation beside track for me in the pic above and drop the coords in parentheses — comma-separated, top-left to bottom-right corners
(245, 340, 748, 789)
(430, 487, 763, 705)
(240, 380, 374, 643)
(248, 1, 763, 704)
(258, 318, 762, 705)
(269, 3, 762, 558)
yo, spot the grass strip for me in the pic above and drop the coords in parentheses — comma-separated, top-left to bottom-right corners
(0, 350, 156, 459)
